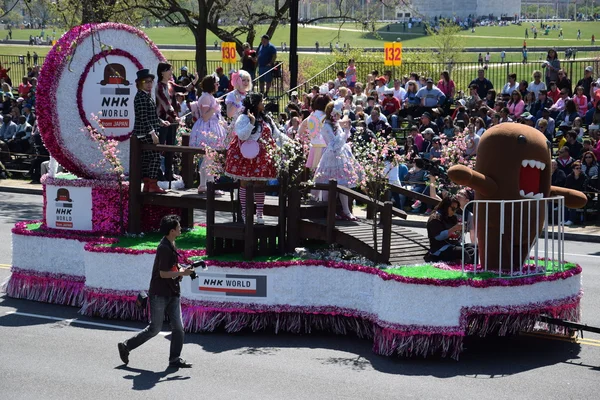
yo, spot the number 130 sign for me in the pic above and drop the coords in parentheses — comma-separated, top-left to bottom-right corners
(384, 42, 402, 66)
(221, 42, 237, 64)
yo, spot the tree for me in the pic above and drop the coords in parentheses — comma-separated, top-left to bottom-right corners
(426, 20, 465, 72)
(48, 0, 146, 27)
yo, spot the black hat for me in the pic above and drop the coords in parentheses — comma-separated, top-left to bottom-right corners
(135, 68, 155, 82)
(542, 107, 551, 113)
(262, 34, 270, 40)
(421, 112, 432, 119)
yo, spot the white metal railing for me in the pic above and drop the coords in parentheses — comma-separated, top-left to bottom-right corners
(461, 196, 566, 277)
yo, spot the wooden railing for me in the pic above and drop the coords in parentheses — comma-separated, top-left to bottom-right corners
(128, 134, 204, 233)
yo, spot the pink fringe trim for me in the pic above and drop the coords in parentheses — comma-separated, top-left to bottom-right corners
(3, 268, 85, 307)
(79, 287, 148, 321)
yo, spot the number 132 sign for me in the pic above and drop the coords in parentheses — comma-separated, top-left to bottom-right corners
(384, 42, 402, 66)
(221, 42, 237, 64)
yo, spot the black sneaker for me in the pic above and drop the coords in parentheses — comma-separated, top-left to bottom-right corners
(118, 342, 129, 365)
(169, 358, 192, 368)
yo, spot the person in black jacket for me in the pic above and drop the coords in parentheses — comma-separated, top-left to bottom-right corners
(133, 69, 170, 193)
(425, 196, 474, 263)
(564, 161, 587, 225)
(118, 215, 194, 369)
(551, 159, 566, 187)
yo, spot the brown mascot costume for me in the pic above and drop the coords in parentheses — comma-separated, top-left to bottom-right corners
(448, 124, 587, 271)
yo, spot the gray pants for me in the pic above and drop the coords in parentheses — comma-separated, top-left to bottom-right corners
(124, 295, 184, 363)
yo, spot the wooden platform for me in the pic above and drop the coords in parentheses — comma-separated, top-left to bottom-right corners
(298, 218, 429, 266)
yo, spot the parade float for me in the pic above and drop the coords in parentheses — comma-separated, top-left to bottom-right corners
(3, 23, 584, 359)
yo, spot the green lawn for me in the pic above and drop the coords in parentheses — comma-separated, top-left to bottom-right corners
(2, 21, 600, 51)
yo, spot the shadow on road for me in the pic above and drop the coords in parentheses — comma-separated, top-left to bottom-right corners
(185, 329, 589, 378)
(115, 365, 190, 390)
(0, 193, 43, 223)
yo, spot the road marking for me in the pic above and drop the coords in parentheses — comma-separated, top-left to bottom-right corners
(4, 311, 167, 335)
(523, 332, 600, 347)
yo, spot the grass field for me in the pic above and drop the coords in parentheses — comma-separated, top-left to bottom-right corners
(2, 21, 600, 50)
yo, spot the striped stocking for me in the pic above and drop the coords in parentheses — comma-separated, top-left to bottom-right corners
(255, 192, 265, 218)
(239, 187, 247, 221)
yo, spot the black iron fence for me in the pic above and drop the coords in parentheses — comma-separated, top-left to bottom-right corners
(334, 60, 600, 95)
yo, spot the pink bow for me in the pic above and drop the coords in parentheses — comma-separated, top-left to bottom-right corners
(231, 71, 241, 89)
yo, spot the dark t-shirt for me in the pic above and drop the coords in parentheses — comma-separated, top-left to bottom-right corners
(427, 212, 460, 254)
(469, 78, 494, 99)
(149, 237, 181, 297)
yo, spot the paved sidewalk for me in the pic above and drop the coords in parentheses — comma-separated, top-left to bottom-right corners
(1, 178, 599, 242)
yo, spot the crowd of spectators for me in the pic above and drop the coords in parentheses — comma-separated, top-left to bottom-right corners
(280, 52, 599, 223)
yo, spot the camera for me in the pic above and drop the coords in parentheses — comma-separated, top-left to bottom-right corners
(185, 260, 207, 280)
(418, 158, 449, 183)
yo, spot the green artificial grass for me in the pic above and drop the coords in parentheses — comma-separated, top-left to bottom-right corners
(383, 262, 578, 280)
(103, 226, 207, 250)
(191, 254, 302, 263)
(26, 222, 42, 231)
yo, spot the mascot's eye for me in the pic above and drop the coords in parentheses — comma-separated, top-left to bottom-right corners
(517, 134, 527, 144)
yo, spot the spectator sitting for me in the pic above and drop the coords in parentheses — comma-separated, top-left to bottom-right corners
(465, 84, 481, 112)
(464, 125, 481, 157)
(375, 76, 387, 98)
(547, 81, 561, 104)
(501, 73, 518, 96)
(499, 107, 513, 123)
(507, 91, 525, 119)
(0, 114, 17, 145)
(177, 66, 194, 84)
(581, 151, 598, 179)
(442, 116, 459, 139)
(429, 136, 443, 159)
(367, 108, 391, 137)
(556, 99, 578, 126)
(18, 76, 32, 98)
(572, 86, 588, 117)
(403, 135, 419, 163)
(532, 90, 553, 118)
(418, 112, 439, 135)
(518, 80, 529, 99)
(405, 158, 429, 199)
(529, 70, 547, 99)
(556, 145, 575, 175)
(549, 88, 570, 118)
(565, 130, 583, 159)
(415, 78, 446, 115)
(551, 159, 566, 187)
(421, 128, 435, 155)
(474, 117, 487, 136)
(564, 161, 587, 226)
(8, 115, 32, 153)
(381, 89, 401, 128)
(215, 67, 230, 97)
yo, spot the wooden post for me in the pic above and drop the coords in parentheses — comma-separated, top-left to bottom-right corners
(128, 136, 142, 233)
(287, 187, 301, 252)
(277, 179, 286, 255)
(326, 180, 337, 245)
(244, 183, 254, 259)
(206, 181, 215, 256)
(180, 134, 193, 188)
(380, 201, 393, 263)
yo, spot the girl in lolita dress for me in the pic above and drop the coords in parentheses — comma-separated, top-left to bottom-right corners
(314, 100, 363, 221)
(224, 70, 252, 148)
(297, 93, 331, 201)
(189, 75, 227, 193)
(225, 93, 288, 224)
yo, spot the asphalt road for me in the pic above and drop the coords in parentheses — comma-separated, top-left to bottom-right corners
(0, 192, 598, 399)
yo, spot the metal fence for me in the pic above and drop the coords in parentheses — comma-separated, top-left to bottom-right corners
(335, 60, 600, 95)
(462, 197, 566, 277)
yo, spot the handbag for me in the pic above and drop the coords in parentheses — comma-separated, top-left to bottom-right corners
(240, 139, 260, 159)
(135, 291, 148, 310)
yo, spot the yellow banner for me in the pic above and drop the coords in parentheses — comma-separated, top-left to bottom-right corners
(221, 42, 237, 64)
(384, 42, 402, 67)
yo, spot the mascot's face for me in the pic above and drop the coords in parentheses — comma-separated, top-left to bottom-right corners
(475, 124, 551, 200)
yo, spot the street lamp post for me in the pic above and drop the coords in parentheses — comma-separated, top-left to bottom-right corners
(290, 0, 299, 90)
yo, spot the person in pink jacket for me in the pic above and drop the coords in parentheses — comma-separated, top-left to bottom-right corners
(507, 91, 525, 119)
(572, 86, 588, 117)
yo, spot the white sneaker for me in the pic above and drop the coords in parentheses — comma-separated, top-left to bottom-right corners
(564, 220, 573, 226)
(256, 216, 264, 225)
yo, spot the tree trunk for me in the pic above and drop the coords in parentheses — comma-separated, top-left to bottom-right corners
(194, 6, 209, 78)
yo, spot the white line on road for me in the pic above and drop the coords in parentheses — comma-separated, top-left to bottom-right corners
(4, 311, 167, 335)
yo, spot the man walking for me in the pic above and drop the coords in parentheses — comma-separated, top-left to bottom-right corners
(257, 34, 277, 98)
(118, 215, 194, 369)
